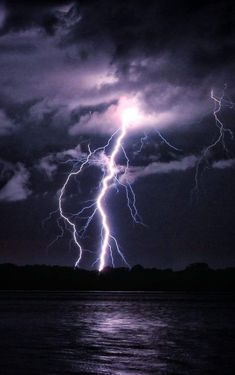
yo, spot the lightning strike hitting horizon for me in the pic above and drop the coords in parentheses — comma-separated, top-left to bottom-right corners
(56, 107, 141, 271)
(51, 104, 182, 271)
(96, 109, 134, 271)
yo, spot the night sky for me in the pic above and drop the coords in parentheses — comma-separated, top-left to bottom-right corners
(0, 0, 235, 269)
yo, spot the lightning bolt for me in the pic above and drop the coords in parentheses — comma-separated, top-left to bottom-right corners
(55, 117, 133, 271)
(45, 105, 182, 270)
(44, 88, 233, 269)
(193, 86, 234, 196)
(58, 146, 94, 266)
(96, 114, 131, 271)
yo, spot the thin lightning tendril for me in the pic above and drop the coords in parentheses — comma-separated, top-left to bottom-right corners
(193, 86, 234, 196)
(59, 146, 93, 266)
(135, 132, 148, 154)
(155, 129, 182, 152)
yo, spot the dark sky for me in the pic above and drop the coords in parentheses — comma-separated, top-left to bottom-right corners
(0, 0, 235, 269)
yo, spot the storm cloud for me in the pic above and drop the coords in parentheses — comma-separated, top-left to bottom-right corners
(0, 0, 234, 141)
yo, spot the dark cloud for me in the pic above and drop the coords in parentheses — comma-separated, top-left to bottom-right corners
(1, 0, 73, 34)
(72, 1, 235, 75)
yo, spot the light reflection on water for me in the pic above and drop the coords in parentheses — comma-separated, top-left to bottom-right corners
(0, 292, 234, 374)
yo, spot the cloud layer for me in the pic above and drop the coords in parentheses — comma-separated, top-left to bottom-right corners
(0, 0, 234, 141)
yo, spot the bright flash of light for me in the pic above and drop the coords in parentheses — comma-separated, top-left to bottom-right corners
(121, 106, 139, 125)
(46, 101, 181, 270)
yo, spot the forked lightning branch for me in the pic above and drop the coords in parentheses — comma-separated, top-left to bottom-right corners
(50, 89, 233, 271)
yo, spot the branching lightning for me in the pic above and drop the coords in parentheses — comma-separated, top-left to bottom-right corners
(46, 88, 233, 270)
(54, 108, 141, 271)
(193, 86, 234, 196)
(43, 103, 184, 271)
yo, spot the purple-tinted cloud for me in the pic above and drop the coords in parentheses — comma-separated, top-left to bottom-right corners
(0, 109, 14, 135)
(0, 0, 234, 197)
(212, 159, 235, 169)
(0, 1, 233, 141)
(0, 163, 31, 202)
(121, 155, 198, 184)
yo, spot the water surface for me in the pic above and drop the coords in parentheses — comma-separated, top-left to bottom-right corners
(0, 292, 234, 374)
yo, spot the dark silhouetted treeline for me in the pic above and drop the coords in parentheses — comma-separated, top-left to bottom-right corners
(0, 263, 234, 291)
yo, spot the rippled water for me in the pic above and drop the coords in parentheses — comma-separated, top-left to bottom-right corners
(0, 292, 234, 374)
